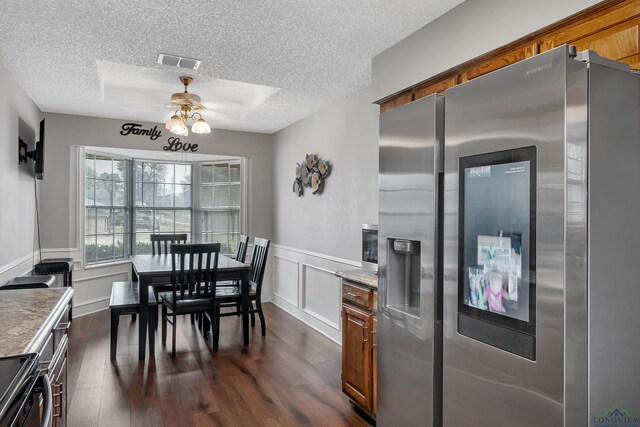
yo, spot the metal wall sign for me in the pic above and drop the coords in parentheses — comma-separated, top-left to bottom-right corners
(119, 122, 199, 152)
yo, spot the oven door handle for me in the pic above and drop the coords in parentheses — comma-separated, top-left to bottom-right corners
(36, 374, 53, 427)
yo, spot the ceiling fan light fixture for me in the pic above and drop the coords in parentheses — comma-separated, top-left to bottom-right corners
(164, 76, 212, 136)
(169, 118, 189, 136)
(166, 114, 183, 130)
(191, 118, 211, 134)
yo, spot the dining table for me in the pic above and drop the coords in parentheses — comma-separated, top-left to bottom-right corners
(130, 253, 252, 360)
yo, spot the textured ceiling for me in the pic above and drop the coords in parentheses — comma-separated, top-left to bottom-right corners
(0, 0, 464, 134)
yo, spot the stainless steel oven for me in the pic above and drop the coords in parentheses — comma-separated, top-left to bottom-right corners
(362, 224, 378, 272)
(0, 354, 52, 427)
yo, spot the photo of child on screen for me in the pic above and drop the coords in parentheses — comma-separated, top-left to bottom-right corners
(466, 232, 522, 315)
(487, 270, 506, 313)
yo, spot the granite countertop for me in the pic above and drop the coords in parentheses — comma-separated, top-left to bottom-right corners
(335, 269, 378, 289)
(0, 287, 74, 357)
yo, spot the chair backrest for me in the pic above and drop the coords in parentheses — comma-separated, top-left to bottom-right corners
(151, 233, 188, 256)
(249, 237, 270, 297)
(236, 235, 249, 262)
(170, 243, 220, 301)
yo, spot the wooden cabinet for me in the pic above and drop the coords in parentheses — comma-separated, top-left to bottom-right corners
(372, 316, 377, 416)
(379, 0, 640, 112)
(342, 304, 372, 410)
(341, 280, 377, 417)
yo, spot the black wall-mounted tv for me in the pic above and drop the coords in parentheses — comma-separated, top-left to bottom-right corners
(18, 118, 45, 180)
(35, 119, 44, 180)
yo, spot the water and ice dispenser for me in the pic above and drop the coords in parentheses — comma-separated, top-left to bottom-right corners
(386, 238, 421, 314)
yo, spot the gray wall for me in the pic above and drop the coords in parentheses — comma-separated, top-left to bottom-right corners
(372, 0, 601, 101)
(41, 113, 274, 251)
(0, 62, 43, 279)
(273, 87, 379, 262)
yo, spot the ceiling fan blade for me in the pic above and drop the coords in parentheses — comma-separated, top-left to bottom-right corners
(201, 100, 245, 111)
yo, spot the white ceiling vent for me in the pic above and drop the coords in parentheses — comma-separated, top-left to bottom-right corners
(157, 54, 201, 70)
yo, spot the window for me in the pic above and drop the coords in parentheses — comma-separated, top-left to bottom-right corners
(133, 161, 192, 254)
(84, 153, 131, 264)
(201, 161, 241, 254)
(83, 151, 243, 266)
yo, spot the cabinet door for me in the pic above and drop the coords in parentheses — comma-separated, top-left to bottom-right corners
(342, 304, 373, 412)
(372, 315, 378, 415)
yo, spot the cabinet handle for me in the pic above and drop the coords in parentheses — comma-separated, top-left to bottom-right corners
(362, 326, 368, 343)
(346, 292, 358, 299)
(53, 382, 63, 418)
(53, 382, 63, 397)
(53, 322, 70, 332)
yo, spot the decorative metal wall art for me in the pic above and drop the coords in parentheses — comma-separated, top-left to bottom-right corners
(293, 153, 331, 197)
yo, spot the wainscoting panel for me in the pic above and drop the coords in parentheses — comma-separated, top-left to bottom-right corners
(302, 264, 341, 330)
(272, 255, 299, 307)
(269, 244, 361, 344)
(73, 269, 129, 316)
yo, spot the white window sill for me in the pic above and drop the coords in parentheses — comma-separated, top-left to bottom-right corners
(84, 259, 132, 271)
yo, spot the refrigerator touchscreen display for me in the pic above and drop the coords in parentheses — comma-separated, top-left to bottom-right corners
(459, 147, 536, 334)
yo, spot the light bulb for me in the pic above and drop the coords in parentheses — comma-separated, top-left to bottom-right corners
(191, 118, 211, 134)
(169, 119, 188, 136)
(166, 114, 182, 130)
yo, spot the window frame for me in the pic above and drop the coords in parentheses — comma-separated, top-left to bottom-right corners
(131, 159, 193, 256)
(83, 152, 132, 265)
(199, 160, 243, 255)
(79, 148, 247, 268)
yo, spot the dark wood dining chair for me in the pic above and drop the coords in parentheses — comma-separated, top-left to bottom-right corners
(213, 237, 270, 343)
(161, 243, 219, 358)
(216, 234, 249, 301)
(151, 233, 188, 256)
(129, 234, 188, 323)
(236, 234, 249, 263)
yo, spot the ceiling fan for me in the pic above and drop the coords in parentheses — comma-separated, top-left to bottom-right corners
(165, 76, 211, 136)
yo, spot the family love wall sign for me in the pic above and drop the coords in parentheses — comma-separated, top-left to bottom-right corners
(119, 123, 199, 152)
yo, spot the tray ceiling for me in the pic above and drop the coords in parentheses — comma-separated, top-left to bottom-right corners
(0, 0, 464, 134)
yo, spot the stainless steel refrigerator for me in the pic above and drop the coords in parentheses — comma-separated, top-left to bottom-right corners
(378, 94, 444, 427)
(378, 45, 640, 427)
(442, 45, 640, 426)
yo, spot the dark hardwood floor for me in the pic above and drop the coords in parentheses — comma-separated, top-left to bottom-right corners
(67, 303, 373, 427)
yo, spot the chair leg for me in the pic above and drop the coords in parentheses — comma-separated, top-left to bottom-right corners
(191, 313, 195, 325)
(148, 307, 155, 356)
(131, 313, 137, 322)
(213, 305, 220, 351)
(161, 305, 167, 345)
(203, 312, 210, 336)
(250, 301, 256, 328)
(210, 306, 218, 351)
(256, 299, 266, 337)
(171, 313, 177, 358)
(110, 309, 119, 360)
(236, 302, 241, 316)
